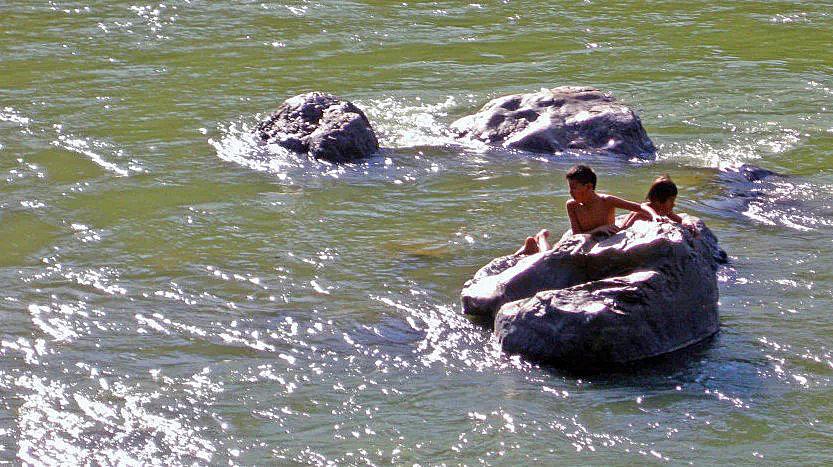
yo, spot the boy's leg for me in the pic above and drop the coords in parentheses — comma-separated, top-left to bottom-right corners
(534, 229, 550, 251)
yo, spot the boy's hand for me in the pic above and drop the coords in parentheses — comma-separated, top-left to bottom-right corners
(640, 202, 664, 222)
(681, 219, 701, 238)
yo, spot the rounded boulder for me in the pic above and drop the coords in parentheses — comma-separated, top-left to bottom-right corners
(450, 86, 655, 158)
(256, 92, 379, 163)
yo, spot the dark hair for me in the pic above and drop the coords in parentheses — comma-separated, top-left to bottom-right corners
(646, 175, 678, 203)
(565, 165, 596, 189)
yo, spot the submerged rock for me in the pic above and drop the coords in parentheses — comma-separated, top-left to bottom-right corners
(256, 92, 379, 163)
(461, 218, 724, 365)
(717, 163, 782, 199)
(724, 163, 779, 183)
(714, 163, 830, 231)
(450, 86, 656, 157)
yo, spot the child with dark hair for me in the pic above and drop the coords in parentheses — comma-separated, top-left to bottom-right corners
(565, 164, 597, 189)
(621, 175, 683, 228)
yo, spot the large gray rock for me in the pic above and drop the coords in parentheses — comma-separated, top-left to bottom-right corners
(450, 86, 655, 157)
(256, 92, 379, 163)
(461, 218, 723, 365)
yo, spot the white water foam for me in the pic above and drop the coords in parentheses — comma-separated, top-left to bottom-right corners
(657, 122, 802, 169)
(0, 107, 32, 126)
(740, 179, 833, 232)
(209, 107, 461, 185)
(356, 96, 474, 149)
(3, 107, 140, 177)
(52, 135, 134, 177)
(209, 116, 351, 182)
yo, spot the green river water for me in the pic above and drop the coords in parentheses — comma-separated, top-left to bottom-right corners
(2, 0, 833, 464)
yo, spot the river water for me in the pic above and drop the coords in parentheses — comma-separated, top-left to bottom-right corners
(2, 1, 833, 464)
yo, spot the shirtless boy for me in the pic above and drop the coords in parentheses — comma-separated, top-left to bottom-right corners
(516, 165, 659, 255)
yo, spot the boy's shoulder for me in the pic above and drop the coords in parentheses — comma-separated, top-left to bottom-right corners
(565, 198, 581, 211)
(596, 193, 623, 204)
(594, 192, 614, 203)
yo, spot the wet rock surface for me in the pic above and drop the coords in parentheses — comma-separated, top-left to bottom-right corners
(450, 86, 656, 157)
(724, 163, 780, 183)
(256, 92, 379, 163)
(461, 218, 723, 365)
(713, 163, 833, 231)
(717, 163, 785, 201)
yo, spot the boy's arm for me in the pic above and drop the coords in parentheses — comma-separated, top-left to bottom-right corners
(639, 202, 662, 220)
(566, 200, 584, 233)
(606, 195, 660, 221)
(642, 203, 683, 223)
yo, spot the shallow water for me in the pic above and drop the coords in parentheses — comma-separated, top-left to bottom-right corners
(2, 0, 833, 464)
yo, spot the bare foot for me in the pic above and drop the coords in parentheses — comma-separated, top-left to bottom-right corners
(534, 229, 550, 251)
(514, 236, 539, 256)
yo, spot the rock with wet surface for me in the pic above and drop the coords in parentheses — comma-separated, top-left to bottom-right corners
(714, 164, 829, 231)
(256, 92, 379, 163)
(718, 163, 782, 199)
(450, 86, 656, 157)
(712, 163, 787, 219)
(724, 163, 779, 183)
(461, 218, 724, 365)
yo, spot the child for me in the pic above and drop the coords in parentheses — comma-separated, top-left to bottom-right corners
(620, 175, 682, 229)
(516, 165, 659, 255)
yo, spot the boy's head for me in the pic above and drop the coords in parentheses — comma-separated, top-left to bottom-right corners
(565, 165, 596, 189)
(646, 175, 678, 204)
(566, 165, 597, 201)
